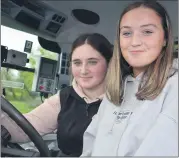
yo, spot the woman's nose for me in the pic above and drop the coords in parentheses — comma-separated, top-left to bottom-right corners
(131, 33, 142, 47)
(80, 64, 88, 75)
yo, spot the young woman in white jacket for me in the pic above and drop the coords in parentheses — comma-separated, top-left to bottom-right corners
(81, 1, 178, 156)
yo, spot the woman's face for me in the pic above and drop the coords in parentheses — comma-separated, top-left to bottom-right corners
(120, 7, 165, 76)
(71, 44, 108, 90)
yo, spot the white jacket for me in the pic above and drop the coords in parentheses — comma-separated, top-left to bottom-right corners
(81, 71, 178, 156)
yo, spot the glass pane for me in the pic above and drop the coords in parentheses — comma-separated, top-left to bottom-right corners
(1, 25, 58, 113)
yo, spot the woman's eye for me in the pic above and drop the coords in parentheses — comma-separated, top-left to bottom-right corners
(143, 30, 153, 35)
(73, 62, 81, 66)
(121, 31, 132, 37)
(88, 61, 97, 65)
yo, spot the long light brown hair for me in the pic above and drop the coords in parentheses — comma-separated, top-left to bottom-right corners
(106, 1, 175, 105)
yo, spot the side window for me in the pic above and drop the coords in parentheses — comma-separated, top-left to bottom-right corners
(1, 25, 58, 113)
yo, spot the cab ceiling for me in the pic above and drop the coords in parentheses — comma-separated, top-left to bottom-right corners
(42, 0, 179, 43)
(1, 0, 178, 45)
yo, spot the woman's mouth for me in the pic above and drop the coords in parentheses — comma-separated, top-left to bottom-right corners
(130, 50, 144, 54)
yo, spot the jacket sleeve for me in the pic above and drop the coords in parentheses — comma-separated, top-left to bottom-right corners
(134, 74, 178, 156)
(81, 95, 107, 156)
(1, 93, 61, 143)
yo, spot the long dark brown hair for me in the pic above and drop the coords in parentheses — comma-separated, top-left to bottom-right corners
(68, 33, 113, 82)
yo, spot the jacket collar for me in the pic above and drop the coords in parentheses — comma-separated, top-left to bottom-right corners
(72, 79, 104, 104)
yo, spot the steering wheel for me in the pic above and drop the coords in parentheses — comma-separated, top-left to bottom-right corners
(1, 96, 51, 157)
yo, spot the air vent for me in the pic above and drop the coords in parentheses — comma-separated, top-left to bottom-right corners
(52, 14, 58, 20)
(56, 16, 62, 22)
(60, 17, 66, 23)
(52, 14, 66, 24)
